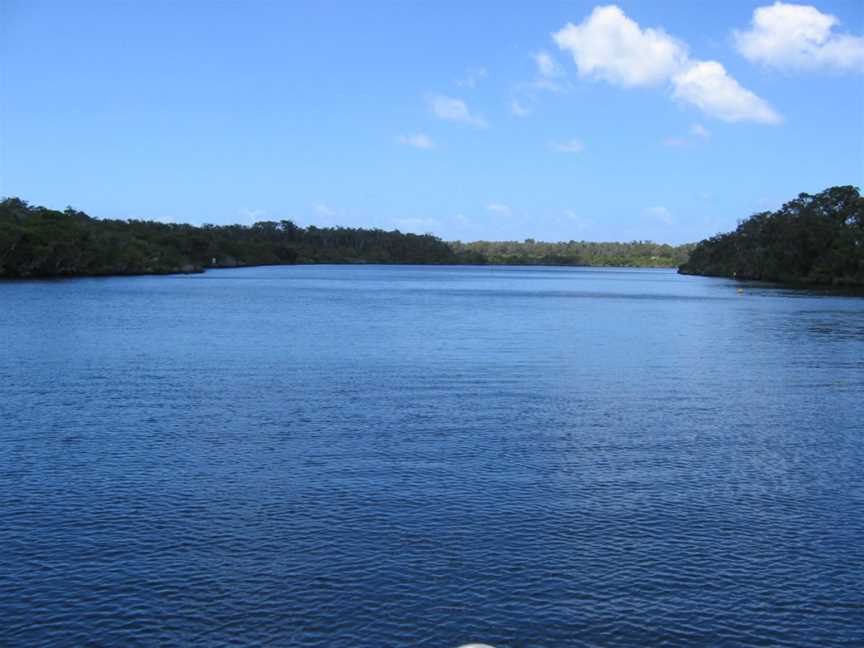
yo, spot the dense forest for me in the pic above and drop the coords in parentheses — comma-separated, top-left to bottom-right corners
(452, 240, 692, 267)
(0, 197, 693, 278)
(679, 186, 864, 287)
(0, 198, 457, 277)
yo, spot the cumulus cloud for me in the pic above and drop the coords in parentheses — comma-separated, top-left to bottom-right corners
(734, 2, 864, 72)
(428, 94, 488, 127)
(397, 133, 436, 149)
(486, 203, 512, 216)
(553, 5, 688, 87)
(511, 98, 531, 117)
(533, 51, 565, 78)
(672, 61, 781, 124)
(553, 4, 780, 124)
(549, 138, 585, 153)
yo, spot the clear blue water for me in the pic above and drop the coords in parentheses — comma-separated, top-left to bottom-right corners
(1, 265, 862, 647)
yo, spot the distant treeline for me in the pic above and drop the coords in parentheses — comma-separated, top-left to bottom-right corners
(679, 186, 864, 287)
(452, 240, 693, 267)
(0, 197, 691, 278)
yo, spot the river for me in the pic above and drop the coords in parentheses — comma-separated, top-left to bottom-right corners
(1, 265, 862, 646)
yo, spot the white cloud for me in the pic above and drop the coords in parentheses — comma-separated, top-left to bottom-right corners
(734, 2, 864, 72)
(645, 206, 674, 225)
(664, 123, 711, 147)
(552, 5, 780, 124)
(238, 207, 267, 222)
(455, 67, 488, 87)
(690, 122, 710, 138)
(533, 51, 565, 78)
(397, 133, 436, 149)
(486, 203, 512, 216)
(672, 60, 781, 124)
(314, 203, 337, 217)
(509, 52, 569, 120)
(549, 138, 585, 153)
(531, 78, 568, 93)
(511, 98, 531, 117)
(553, 5, 688, 87)
(428, 94, 488, 127)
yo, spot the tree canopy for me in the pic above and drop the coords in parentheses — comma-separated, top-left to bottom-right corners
(451, 239, 692, 268)
(679, 186, 864, 287)
(0, 197, 693, 278)
(0, 198, 459, 277)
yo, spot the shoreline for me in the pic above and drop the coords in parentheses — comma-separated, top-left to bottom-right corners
(0, 261, 683, 281)
(678, 266, 864, 291)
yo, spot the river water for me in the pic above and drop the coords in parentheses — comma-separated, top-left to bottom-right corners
(1, 265, 862, 647)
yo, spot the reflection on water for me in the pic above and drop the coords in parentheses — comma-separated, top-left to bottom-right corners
(1, 266, 862, 647)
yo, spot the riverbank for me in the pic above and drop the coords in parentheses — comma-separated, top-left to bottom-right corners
(677, 186, 863, 288)
(0, 197, 691, 279)
(1, 259, 687, 281)
(678, 265, 864, 289)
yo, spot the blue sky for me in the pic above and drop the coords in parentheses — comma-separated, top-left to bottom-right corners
(2, 1, 862, 244)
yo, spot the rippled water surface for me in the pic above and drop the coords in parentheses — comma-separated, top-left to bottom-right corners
(2, 265, 863, 647)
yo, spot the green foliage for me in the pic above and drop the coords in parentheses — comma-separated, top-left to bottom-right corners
(0, 197, 694, 278)
(679, 186, 864, 287)
(0, 200, 460, 277)
(451, 239, 693, 268)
